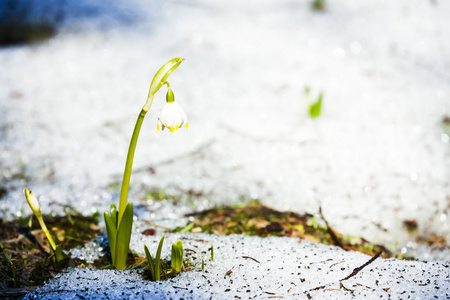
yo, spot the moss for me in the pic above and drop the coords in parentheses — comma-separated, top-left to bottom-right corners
(174, 202, 407, 259)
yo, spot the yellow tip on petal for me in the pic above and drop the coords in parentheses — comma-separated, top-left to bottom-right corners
(169, 126, 174, 133)
(156, 125, 160, 131)
(175, 125, 179, 131)
(185, 123, 189, 129)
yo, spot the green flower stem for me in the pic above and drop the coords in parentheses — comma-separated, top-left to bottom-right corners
(24, 188, 57, 253)
(34, 210, 57, 252)
(118, 109, 147, 227)
(117, 58, 183, 226)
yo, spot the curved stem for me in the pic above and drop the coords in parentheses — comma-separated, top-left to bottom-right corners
(118, 108, 147, 226)
(36, 211, 57, 252)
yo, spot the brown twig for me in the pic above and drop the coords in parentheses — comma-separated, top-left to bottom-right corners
(356, 283, 372, 289)
(264, 291, 276, 295)
(303, 285, 326, 293)
(242, 256, 260, 263)
(173, 286, 188, 290)
(329, 261, 345, 268)
(318, 207, 344, 249)
(340, 251, 382, 281)
(340, 282, 355, 292)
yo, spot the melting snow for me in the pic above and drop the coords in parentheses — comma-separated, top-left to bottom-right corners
(1, 0, 449, 298)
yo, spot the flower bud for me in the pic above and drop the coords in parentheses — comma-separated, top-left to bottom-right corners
(166, 88, 175, 103)
(25, 188, 40, 213)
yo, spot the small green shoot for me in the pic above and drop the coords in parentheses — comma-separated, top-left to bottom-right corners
(24, 188, 64, 262)
(210, 243, 214, 261)
(171, 240, 184, 272)
(144, 235, 165, 281)
(305, 87, 323, 118)
(202, 258, 205, 271)
(179, 222, 194, 233)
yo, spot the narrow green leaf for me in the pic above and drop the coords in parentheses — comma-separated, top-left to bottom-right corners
(172, 240, 184, 272)
(148, 58, 183, 98)
(210, 243, 214, 261)
(104, 212, 117, 266)
(171, 243, 177, 271)
(115, 202, 133, 270)
(110, 203, 118, 228)
(179, 222, 194, 233)
(144, 244, 155, 280)
(176, 240, 183, 263)
(155, 235, 165, 280)
(0, 242, 13, 265)
(308, 92, 323, 118)
(176, 240, 183, 251)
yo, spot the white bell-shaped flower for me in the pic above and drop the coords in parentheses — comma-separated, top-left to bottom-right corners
(156, 88, 188, 135)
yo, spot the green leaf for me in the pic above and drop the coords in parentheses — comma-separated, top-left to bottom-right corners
(110, 203, 118, 228)
(148, 58, 183, 98)
(179, 222, 194, 233)
(210, 243, 214, 261)
(154, 235, 165, 281)
(115, 202, 133, 270)
(171, 244, 177, 271)
(104, 211, 117, 266)
(54, 245, 65, 262)
(171, 240, 183, 272)
(308, 92, 323, 118)
(0, 242, 13, 265)
(144, 244, 155, 280)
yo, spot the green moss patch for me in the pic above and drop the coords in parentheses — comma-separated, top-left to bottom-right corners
(174, 202, 405, 259)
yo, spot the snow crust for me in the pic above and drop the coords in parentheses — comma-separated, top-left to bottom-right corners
(25, 234, 450, 299)
(0, 0, 449, 298)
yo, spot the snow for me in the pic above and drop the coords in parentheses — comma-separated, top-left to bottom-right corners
(24, 234, 450, 299)
(1, 0, 449, 298)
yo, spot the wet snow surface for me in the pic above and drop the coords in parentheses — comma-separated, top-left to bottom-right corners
(1, 0, 449, 298)
(24, 234, 450, 300)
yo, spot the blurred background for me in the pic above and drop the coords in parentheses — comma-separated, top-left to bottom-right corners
(1, 0, 449, 260)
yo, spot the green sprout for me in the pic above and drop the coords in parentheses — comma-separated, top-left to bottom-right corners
(171, 240, 184, 272)
(144, 235, 165, 281)
(210, 243, 214, 261)
(24, 188, 64, 262)
(305, 87, 323, 118)
(178, 222, 194, 233)
(104, 58, 187, 270)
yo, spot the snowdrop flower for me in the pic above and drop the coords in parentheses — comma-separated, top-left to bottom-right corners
(156, 88, 188, 134)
